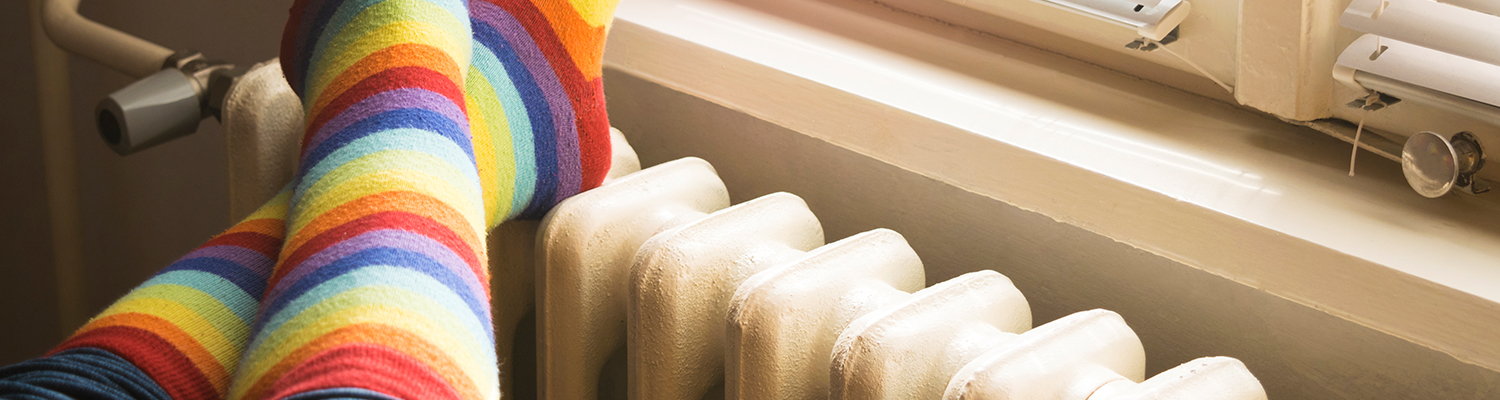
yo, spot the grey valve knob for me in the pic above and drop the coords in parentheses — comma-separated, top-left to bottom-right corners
(95, 68, 204, 155)
(1401, 131, 1488, 198)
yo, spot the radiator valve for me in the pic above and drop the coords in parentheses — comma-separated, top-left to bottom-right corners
(1402, 131, 1489, 197)
(94, 50, 238, 155)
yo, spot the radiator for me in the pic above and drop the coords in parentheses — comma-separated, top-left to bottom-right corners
(534, 151, 1268, 400)
(214, 61, 1265, 400)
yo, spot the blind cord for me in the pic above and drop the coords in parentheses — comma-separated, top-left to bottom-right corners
(1350, 33, 1390, 178)
(1349, 91, 1390, 177)
(1147, 39, 1234, 95)
(1351, 107, 1369, 177)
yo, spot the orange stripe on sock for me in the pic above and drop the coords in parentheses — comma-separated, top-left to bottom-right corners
(242, 323, 480, 400)
(281, 190, 480, 264)
(531, 0, 607, 79)
(307, 43, 465, 132)
(271, 192, 484, 290)
(222, 218, 287, 239)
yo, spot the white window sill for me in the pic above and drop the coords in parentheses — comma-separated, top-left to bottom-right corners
(604, 0, 1500, 374)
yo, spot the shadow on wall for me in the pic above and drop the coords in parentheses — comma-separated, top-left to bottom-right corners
(0, 0, 292, 364)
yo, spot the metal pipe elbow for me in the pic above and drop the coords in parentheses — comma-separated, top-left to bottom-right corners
(40, 0, 173, 78)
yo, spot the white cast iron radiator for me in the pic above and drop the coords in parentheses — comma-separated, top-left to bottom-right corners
(209, 72, 1267, 397)
(530, 139, 1269, 400)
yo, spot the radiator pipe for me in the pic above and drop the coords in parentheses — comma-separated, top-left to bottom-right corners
(30, 0, 87, 337)
(39, 0, 239, 155)
(40, 0, 173, 79)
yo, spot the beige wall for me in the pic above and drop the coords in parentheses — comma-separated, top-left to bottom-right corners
(0, 0, 289, 364)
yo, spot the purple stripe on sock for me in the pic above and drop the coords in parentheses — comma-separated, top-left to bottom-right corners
(304, 88, 470, 159)
(261, 229, 484, 304)
(471, 3, 583, 197)
(179, 245, 276, 277)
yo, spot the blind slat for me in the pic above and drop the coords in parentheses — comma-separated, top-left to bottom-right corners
(1035, 0, 1187, 40)
(1440, 0, 1500, 17)
(1338, 34, 1500, 111)
(1341, 0, 1500, 67)
(1038, 0, 1180, 28)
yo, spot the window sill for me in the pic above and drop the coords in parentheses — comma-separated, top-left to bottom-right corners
(604, 0, 1500, 376)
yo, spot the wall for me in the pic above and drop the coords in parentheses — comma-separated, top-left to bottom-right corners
(0, 0, 289, 364)
(604, 69, 1500, 399)
(0, 0, 63, 367)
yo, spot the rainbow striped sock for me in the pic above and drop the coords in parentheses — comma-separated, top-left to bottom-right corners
(230, 1, 490, 397)
(276, 0, 615, 229)
(466, 0, 617, 221)
(38, 192, 290, 400)
(228, 0, 618, 398)
(0, 0, 617, 397)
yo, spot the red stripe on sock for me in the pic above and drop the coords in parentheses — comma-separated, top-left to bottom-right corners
(271, 210, 482, 292)
(303, 66, 468, 152)
(482, 0, 589, 91)
(280, 0, 310, 96)
(265, 343, 464, 400)
(55, 325, 219, 400)
(481, 0, 612, 192)
(578, 77, 610, 190)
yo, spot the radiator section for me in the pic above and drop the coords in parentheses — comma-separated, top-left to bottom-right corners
(537, 156, 731, 399)
(629, 192, 825, 400)
(727, 228, 925, 400)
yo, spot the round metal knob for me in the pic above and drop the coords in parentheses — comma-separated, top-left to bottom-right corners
(1401, 131, 1485, 198)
